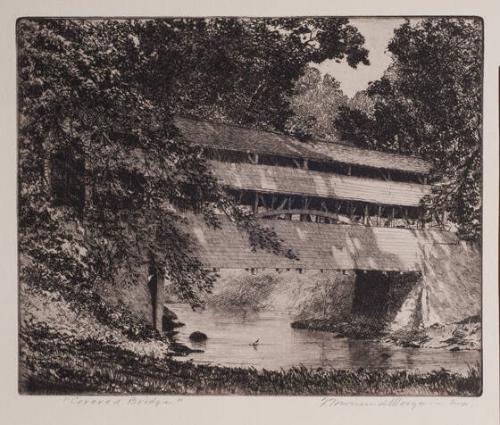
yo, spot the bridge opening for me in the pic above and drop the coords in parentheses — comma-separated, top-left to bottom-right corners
(351, 270, 421, 324)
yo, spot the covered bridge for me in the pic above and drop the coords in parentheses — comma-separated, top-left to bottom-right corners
(175, 116, 436, 228)
(144, 117, 479, 333)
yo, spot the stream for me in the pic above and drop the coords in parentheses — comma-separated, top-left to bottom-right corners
(168, 303, 480, 373)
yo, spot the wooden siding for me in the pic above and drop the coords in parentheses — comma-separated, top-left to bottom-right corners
(175, 116, 431, 175)
(187, 216, 458, 272)
(209, 161, 430, 208)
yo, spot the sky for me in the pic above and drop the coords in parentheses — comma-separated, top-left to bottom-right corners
(313, 18, 405, 98)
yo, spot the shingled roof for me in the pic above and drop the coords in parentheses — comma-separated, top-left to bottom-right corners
(209, 160, 430, 207)
(187, 216, 457, 272)
(175, 116, 432, 175)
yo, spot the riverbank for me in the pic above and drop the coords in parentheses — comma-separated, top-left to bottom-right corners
(20, 323, 481, 395)
(20, 284, 481, 395)
(291, 317, 386, 339)
(291, 316, 481, 351)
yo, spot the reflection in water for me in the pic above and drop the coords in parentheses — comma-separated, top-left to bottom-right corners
(168, 303, 480, 373)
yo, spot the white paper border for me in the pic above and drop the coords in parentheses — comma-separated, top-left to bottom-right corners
(1, 1, 498, 424)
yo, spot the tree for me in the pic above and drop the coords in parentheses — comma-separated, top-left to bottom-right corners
(284, 67, 349, 141)
(335, 18, 482, 239)
(161, 17, 369, 131)
(299, 272, 354, 320)
(18, 18, 369, 309)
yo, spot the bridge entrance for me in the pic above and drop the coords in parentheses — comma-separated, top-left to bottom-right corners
(351, 270, 421, 324)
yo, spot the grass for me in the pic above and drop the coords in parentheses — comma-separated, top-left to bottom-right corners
(20, 324, 481, 396)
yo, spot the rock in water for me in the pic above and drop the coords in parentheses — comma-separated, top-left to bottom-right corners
(163, 306, 178, 321)
(189, 331, 208, 342)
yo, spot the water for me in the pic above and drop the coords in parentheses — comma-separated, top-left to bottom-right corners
(168, 303, 480, 373)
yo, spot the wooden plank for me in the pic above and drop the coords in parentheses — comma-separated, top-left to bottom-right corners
(210, 161, 430, 208)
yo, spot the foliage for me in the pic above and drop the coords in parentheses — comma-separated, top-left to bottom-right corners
(285, 68, 375, 142)
(21, 282, 162, 346)
(18, 18, 368, 309)
(208, 274, 280, 310)
(285, 67, 349, 141)
(17, 18, 213, 308)
(167, 17, 369, 131)
(295, 271, 354, 319)
(335, 18, 482, 239)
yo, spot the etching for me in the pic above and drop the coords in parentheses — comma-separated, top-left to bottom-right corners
(18, 16, 482, 395)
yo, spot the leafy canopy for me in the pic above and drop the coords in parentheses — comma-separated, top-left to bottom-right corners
(18, 18, 369, 307)
(285, 66, 375, 142)
(335, 18, 482, 239)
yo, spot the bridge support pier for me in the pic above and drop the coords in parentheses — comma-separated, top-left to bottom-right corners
(148, 266, 166, 333)
(155, 272, 165, 333)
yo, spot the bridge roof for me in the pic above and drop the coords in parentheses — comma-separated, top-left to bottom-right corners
(175, 116, 432, 175)
(188, 216, 457, 272)
(210, 161, 430, 207)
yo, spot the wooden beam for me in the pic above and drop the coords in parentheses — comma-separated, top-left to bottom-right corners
(300, 197, 308, 222)
(259, 193, 267, 208)
(247, 153, 259, 164)
(302, 197, 310, 210)
(419, 208, 426, 229)
(253, 192, 259, 213)
(277, 196, 288, 210)
(349, 202, 356, 221)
